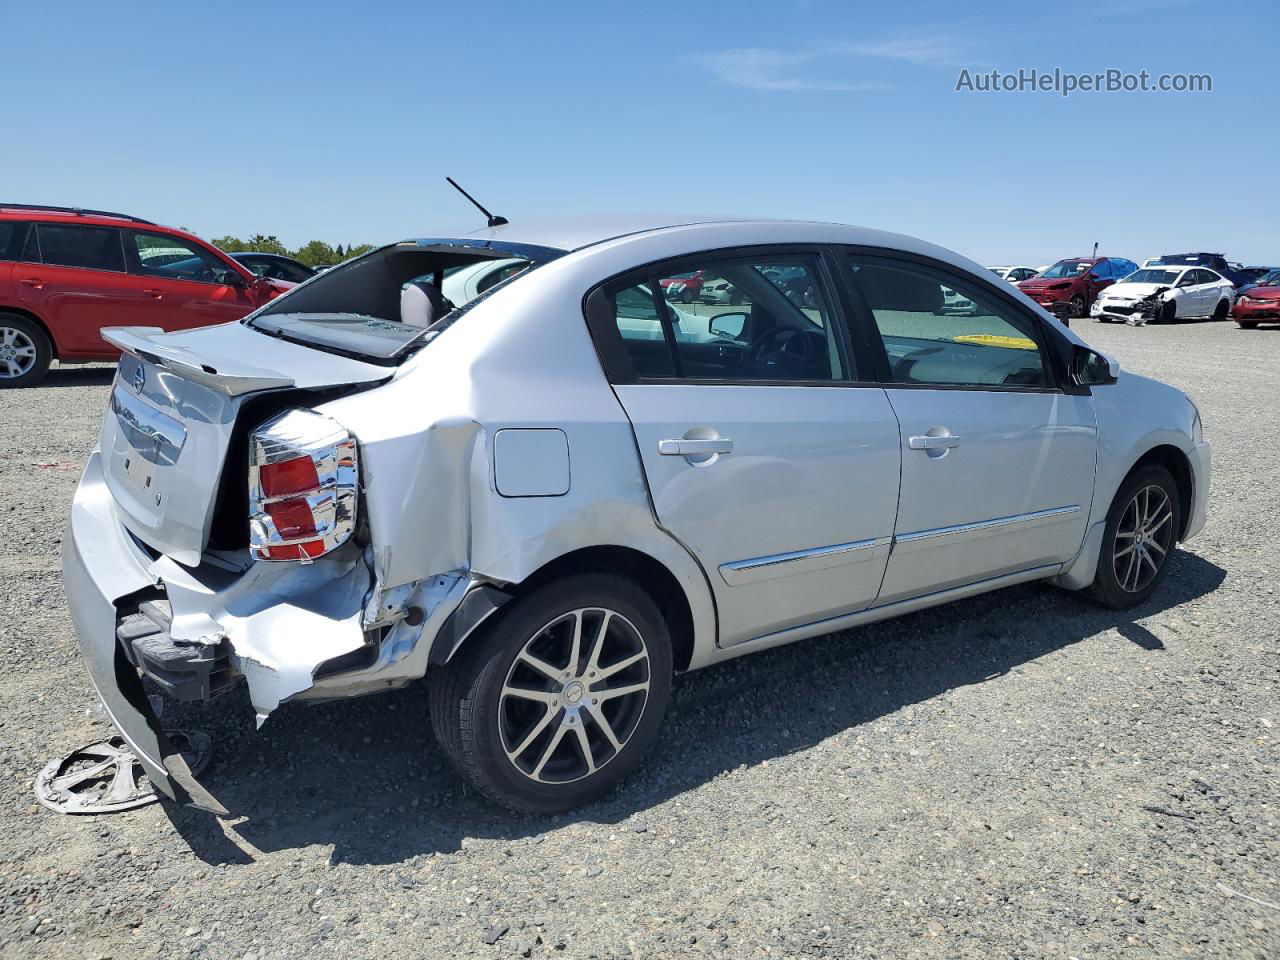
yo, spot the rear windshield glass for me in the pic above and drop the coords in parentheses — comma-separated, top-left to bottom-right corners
(246, 241, 562, 363)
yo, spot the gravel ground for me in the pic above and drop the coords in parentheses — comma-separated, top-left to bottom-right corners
(1, 320, 1276, 960)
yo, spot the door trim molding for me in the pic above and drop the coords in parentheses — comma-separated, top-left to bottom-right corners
(719, 536, 892, 586)
(892, 505, 1081, 555)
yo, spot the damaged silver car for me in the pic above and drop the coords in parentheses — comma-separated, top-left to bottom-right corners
(63, 215, 1211, 814)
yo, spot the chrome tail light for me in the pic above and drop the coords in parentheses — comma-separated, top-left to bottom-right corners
(248, 409, 358, 562)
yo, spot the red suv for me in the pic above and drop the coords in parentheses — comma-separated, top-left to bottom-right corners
(0, 205, 291, 387)
(1016, 256, 1138, 319)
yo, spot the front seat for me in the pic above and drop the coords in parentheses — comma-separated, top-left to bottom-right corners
(400, 280, 453, 327)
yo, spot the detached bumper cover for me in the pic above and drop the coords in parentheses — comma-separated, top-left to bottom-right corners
(63, 453, 226, 812)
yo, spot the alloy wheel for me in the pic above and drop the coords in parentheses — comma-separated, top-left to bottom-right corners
(498, 607, 651, 784)
(1113, 484, 1175, 593)
(0, 326, 38, 380)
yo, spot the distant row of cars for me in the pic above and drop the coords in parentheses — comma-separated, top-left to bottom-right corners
(984, 252, 1276, 327)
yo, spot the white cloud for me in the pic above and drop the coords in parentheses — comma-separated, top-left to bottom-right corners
(693, 32, 966, 92)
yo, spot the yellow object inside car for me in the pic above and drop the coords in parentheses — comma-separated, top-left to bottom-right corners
(953, 334, 1038, 351)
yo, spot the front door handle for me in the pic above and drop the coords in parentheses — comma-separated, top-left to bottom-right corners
(658, 438, 733, 456)
(908, 434, 962, 450)
(142, 289, 164, 299)
(19, 277, 44, 289)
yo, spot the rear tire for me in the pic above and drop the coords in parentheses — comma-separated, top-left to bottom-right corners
(0, 314, 52, 389)
(429, 573, 672, 813)
(1086, 465, 1180, 609)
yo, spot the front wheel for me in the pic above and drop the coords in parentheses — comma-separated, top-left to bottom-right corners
(1087, 465, 1180, 609)
(1237, 320, 1259, 329)
(429, 573, 672, 813)
(1212, 299, 1230, 321)
(1069, 294, 1087, 319)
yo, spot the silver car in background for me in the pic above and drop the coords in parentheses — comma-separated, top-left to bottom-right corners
(62, 216, 1211, 814)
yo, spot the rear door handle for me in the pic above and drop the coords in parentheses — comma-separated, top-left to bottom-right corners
(142, 288, 164, 299)
(19, 277, 44, 289)
(658, 438, 734, 456)
(908, 434, 962, 450)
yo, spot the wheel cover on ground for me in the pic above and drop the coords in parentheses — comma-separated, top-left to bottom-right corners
(498, 607, 651, 785)
(1113, 484, 1174, 593)
(0, 326, 38, 379)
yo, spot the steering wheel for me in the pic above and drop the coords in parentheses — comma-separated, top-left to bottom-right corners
(748, 327, 824, 378)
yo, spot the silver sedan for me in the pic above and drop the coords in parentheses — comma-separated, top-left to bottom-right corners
(63, 215, 1211, 814)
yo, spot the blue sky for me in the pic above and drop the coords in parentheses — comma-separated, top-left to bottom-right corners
(5, 0, 1277, 265)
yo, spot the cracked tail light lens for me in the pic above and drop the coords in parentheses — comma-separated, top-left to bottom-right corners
(248, 409, 358, 563)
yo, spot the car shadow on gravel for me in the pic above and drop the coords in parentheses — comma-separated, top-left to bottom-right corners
(40, 365, 115, 387)
(161, 550, 1225, 867)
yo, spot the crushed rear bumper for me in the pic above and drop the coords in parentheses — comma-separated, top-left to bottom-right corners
(62, 453, 226, 812)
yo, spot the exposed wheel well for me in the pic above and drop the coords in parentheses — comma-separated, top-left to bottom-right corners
(512, 546, 696, 673)
(0, 306, 57, 358)
(1127, 445, 1193, 540)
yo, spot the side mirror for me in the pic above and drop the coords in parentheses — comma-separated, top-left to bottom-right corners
(709, 311, 747, 339)
(1072, 345, 1118, 387)
(219, 269, 247, 287)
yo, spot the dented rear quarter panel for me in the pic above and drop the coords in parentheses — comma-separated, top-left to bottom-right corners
(316, 244, 720, 669)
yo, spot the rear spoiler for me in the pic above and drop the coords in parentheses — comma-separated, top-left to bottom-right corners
(102, 327, 295, 397)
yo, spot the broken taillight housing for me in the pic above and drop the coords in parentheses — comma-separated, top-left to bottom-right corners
(248, 409, 358, 562)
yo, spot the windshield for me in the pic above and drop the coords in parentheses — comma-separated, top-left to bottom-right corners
(246, 241, 562, 363)
(1256, 269, 1280, 286)
(1038, 259, 1092, 279)
(1121, 268, 1181, 285)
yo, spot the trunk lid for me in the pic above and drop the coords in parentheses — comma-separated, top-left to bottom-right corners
(100, 323, 390, 566)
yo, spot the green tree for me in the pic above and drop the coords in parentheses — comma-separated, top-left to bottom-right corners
(293, 240, 338, 267)
(247, 234, 289, 255)
(211, 235, 249, 252)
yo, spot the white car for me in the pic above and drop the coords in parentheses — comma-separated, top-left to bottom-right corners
(441, 257, 529, 305)
(1092, 266, 1235, 324)
(989, 265, 1039, 283)
(63, 215, 1211, 814)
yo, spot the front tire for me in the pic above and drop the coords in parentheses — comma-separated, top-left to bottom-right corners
(429, 573, 672, 813)
(1069, 294, 1087, 319)
(1087, 465, 1180, 609)
(1212, 299, 1230, 321)
(0, 314, 52, 388)
(1237, 320, 1259, 329)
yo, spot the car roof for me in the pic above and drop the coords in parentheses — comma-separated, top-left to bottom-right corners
(440, 213, 970, 254)
(0, 205, 157, 228)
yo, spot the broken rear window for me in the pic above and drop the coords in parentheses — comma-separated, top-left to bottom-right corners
(246, 240, 563, 364)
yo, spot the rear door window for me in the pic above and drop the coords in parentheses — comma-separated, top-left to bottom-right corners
(34, 224, 126, 272)
(0, 222, 30, 261)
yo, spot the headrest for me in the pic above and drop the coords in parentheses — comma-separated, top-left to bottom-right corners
(400, 280, 450, 328)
